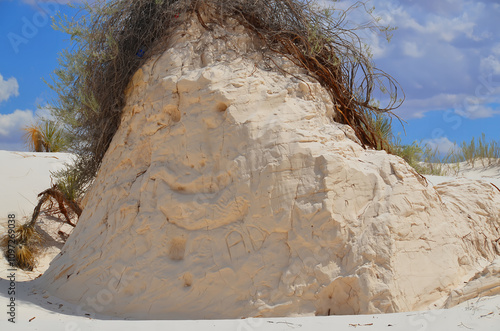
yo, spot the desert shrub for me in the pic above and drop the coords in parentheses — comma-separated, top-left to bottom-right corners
(365, 112, 394, 151)
(22, 123, 44, 152)
(47, 0, 403, 195)
(390, 135, 444, 175)
(429, 134, 500, 170)
(22, 119, 68, 152)
(53, 167, 86, 204)
(1, 181, 81, 271)
(392, 137, 422, 167)
(391, 133, 500, 176)
(459, 133, 500, 167)
(394, 143, 443, 175)
(1, 223, 44, 271)
(419, 143, 445, 176)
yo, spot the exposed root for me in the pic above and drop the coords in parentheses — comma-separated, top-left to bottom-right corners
(35, 185, 82, 228)
(1, 184, 82, 271)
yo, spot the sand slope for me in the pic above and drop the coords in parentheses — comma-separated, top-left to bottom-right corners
(0, 153, 499, 327)
(0, 151, 74, 219)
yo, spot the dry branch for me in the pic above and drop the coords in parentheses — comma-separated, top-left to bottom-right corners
(31, 185, 82, 228)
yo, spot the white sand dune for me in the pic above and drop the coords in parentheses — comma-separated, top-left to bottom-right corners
(0, 150, 74, 219)
(1, 151, 499, 329)
(34, 18, 500, 319)
(425, 160, 500, 188)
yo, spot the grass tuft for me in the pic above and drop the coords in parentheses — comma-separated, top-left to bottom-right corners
(391, 133, 500, 176)
(1, 224, 44, 271)
(458, 133, 500, 167)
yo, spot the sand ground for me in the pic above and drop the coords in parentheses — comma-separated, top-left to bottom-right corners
(0, 151, 499, 329)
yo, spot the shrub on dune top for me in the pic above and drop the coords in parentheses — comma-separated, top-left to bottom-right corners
(390, 133, 500, 176)
(458, 134, 500, 167)
(46, 0, 403, 196)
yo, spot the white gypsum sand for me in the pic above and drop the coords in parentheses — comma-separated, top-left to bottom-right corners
(0, 151, 74, 219)
(425, 159, 500, 187)
(0, 150, 499, 330)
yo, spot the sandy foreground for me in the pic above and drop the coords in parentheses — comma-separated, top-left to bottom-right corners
(0, 150, 499, 330)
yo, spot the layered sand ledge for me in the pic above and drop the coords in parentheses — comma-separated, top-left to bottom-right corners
(27, 19, 500, 319)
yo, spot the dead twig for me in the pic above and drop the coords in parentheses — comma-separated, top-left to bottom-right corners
(36, 185, 82, 227)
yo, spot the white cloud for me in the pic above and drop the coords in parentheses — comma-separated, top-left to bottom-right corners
(402, 41, 425, 57)
(492, 43, 500, 56)
(318, 1, 500, 126)
(0, 108, 52, 137)
(388, 5, 480, 42)
(397, 90, 500, 120)
(421, 136, 460, 156)
(351, 0, 500, 125)
(454, 102, 500, 119)
(363, 32, 391, 59)
(0, 109, 35, 137)
(0, 107, 52, 151)
(480, 55, 500, 75)
(0, 74, 19, 104)
(399, 93, 463, 118)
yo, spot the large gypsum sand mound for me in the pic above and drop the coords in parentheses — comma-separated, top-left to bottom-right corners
(39, 17, 500, 319)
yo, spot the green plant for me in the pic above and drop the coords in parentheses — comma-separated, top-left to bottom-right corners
(458, 133, 500, 167)
(419, 143, 444, 176)
(22, 120, 68, 152)
(46, 0, 403, 196)
(54, 168, 84, 203)
(22, 124, 44, 152)
(461, 136, 476, 167)
(365, 111, 394, 151)
(389, 135, 444, 175)
(392, 137, 422, 168)
(52, 168, 86, 221)
(391, 133, 500, 176)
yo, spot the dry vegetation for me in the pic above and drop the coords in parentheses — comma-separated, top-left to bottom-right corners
(1, 224, 43, 271)
(1, 178, 82, 270)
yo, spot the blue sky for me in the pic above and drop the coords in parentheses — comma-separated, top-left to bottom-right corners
(0, 0, 499, 153)
(0, 0, 79, 150)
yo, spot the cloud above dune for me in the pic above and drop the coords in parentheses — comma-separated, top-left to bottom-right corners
(0, 108, 52, 151)
(328, 0, 500, 120)
(421, 136, 461, 156)
(0, 74, 19, 104)
(0, 109, 35, 137)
